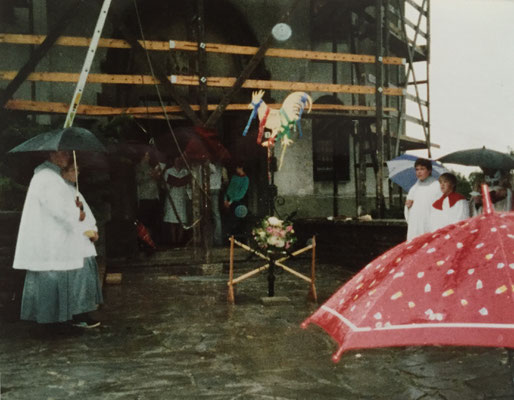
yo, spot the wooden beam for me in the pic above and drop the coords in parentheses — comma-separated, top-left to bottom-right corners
(176, 75, 405, 95)
(4, 99, 398, 115)
(0, 0, 85, 108)
(0, 70, 158, 84)
(375, 0, 385, 218)
(0, 33, 405, 65)
(0, 70, 404, 96)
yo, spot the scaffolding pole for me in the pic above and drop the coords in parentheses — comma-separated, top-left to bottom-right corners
(375, 0, 385, 218)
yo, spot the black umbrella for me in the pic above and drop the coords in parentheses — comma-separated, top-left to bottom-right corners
(6, 127, 107, 185)
(8, 126, 106, 154)
(438, 147, 514, 171)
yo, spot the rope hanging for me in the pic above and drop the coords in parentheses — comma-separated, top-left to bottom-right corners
(132, 0, 204, 230)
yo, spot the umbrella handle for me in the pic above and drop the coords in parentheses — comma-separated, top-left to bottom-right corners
(73, 150, 79, 196)
(481, 183, 494, 215)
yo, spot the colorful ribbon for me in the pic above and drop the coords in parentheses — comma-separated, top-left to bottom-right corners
(242, 99, 263, 136)
(257, 107, 270, 145)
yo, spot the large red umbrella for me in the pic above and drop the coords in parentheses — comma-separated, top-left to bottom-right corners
(302, 185, 514, 362)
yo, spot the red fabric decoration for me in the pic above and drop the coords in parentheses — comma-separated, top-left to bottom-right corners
(136, 221, 156, 249)
(256, 107, 270, 145)
(192, 126, 231, 162)
(432, 192, 466, 210)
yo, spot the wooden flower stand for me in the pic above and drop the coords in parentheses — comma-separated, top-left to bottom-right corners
(227, 235, 317, 304)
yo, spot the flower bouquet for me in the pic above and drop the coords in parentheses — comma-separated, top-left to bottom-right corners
(252, 216, 296, 254)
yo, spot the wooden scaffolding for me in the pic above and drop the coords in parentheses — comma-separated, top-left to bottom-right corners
(0, 0, 431, 245)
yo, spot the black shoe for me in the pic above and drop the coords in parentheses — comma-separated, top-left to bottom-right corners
(72, 315, 101, 329)
(42, 322, 84, 336)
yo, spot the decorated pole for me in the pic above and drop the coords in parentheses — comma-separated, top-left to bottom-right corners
(244, 90, 311, 216)
(267, 253, 276, 297)
(63, 0, 112, 129)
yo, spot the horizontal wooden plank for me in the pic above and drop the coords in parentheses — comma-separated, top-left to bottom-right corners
(309, 104, 397, 112)
(0, 33, 404, 65)
(185, 75, 404, 95)
(0, 33, 166, 50)
(0, 70, 153, 84)
(4, 99, 397, 116)
(0, 70, 405, 96)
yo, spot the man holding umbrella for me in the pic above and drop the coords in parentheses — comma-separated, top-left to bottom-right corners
(404, 157, 441, 240)
(12, 151, 99, 331)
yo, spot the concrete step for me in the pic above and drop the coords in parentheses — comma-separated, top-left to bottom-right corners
(105, 263, 226, 278)
(106, 247, 254, 269)
(105, 248, 315, 282)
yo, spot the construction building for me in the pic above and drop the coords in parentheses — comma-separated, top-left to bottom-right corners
(0, 0, 433, 254)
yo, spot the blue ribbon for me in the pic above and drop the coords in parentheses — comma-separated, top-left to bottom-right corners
(242, 100, 263, 136)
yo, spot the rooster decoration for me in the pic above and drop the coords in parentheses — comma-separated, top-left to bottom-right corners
(243, 90, 312, 169)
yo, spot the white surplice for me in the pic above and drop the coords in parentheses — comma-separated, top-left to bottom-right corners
(430, 193, 470, 232)
(13, 161, 84, 271)
(404, 176, 441, 241)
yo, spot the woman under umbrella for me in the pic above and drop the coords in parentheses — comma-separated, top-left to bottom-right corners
(61, 162, 103, 328)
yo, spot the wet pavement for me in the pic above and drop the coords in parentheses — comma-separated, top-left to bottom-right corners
(1, 255, 514, 399)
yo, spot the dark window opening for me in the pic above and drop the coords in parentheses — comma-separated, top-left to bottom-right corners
(312, 97, 351, 182)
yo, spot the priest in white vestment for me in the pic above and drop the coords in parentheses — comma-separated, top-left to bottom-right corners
(13, 151, 83, 272)
(13, 151, 98, 328)
(404, 158, 442, 241)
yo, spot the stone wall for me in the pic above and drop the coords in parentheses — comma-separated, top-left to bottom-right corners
(294, 218, 407, 271)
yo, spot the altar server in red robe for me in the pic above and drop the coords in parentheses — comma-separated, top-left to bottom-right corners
(430, 172, 469, 232)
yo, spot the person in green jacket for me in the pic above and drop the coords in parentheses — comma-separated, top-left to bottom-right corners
(224, 164, 249, 209)
(223, 163, 249, 239)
